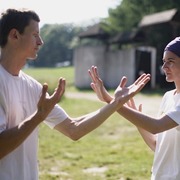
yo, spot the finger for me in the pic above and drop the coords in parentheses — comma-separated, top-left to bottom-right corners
(139, 74, 151, 88)
(129, 98, 135, 106)
(58, 78, 66, 96)
(139, 74, 151, 85)
(38, 83, 48, 108)
(126, 100, 131, 107)
(131, 74, 150, 94)
(142, 74, 151, 85)
(42, 83, 48, 98)
(134, 73, 147, 85)
(88, 66, 96, 82)
(52, 78, 65, 101)
(125, 98, 135, 108)
(88, 69, 93, 81)
(133, 73, 148, 84)
(119, 76, 127, 88)
(134, 81, 148, 93)
(131, 98, 141, 111)
(139, 104, 142, 112)
(135, 74, 151, 85)
(90, 83, 96, 91)
(94, 66, 100, 78)
(92, 66, 101, 83)
(89, 66, 103, 86)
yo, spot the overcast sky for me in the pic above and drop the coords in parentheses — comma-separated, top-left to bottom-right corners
(0, 0, 119, 27)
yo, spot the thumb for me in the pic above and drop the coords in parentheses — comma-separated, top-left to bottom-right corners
(139, 104, 142, 112)
(119, 76, 127, 88)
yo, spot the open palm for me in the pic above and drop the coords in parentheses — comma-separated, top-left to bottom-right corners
(88, 66, 150, 105)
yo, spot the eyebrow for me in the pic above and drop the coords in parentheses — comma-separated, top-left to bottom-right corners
(162, 57, 175, 61)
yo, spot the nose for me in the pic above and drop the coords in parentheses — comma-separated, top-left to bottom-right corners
(161, 63, 166, 70)
(161, 63, 168, 75)
(161, 62, 169, 70)
(37, 36, 44, 46)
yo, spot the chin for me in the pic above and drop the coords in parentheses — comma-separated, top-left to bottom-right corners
(28, 55, 37, 60)
(166, 78, 173, 82)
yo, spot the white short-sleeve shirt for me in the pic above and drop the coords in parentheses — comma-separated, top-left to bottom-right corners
(0, 65, 68, 180)
(152, 90, 180, 180)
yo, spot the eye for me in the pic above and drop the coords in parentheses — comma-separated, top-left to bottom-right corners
(162, 60, 166, 64)
(163, 58, 175, 64)
(168, 60, 174, 64)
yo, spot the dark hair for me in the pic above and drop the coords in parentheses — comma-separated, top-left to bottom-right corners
(0, 8, 40, 47)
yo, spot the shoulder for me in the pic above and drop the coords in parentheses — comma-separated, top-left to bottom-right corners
(21, 71, 42, 87)
(163, 89, 175, 98)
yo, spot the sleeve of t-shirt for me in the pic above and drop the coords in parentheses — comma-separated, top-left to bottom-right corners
(44, 104, 68, 129)
(166, 105, 180, 125)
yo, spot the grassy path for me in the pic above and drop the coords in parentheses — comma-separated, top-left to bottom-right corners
(65, 92, 162, 116)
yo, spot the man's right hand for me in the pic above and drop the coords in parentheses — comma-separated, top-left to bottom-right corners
(37, 77, 66, 120)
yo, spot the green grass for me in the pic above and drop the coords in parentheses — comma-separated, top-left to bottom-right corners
(23, 67, 155, 180)
(24, 66, 76, 92)
(38, 98, 153, 180)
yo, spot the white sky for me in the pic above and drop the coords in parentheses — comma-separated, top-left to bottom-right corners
(0, 0, 119, 27)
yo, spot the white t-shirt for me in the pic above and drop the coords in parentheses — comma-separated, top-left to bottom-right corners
(152, 89, 180, 180)
(0, 65, 68, 180)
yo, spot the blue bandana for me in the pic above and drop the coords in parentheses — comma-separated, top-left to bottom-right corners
(164, 37, 180, 57)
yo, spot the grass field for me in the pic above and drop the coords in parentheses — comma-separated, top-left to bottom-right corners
(23, 67, 160, 180)
(24, 66, 76, 93)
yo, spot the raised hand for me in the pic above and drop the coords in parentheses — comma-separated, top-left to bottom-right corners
(37, 78, 66, 120)
(114, 73, 150, 109)
(88, 66, 113, 103)
(89, 65, 150, 109)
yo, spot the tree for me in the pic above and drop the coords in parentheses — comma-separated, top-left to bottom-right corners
(30, 24, 83, 67)
(103, 0, 180, 34)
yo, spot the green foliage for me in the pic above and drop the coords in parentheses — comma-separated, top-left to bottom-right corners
(103, 0, 180, 33)
(30, 24, 84, 67)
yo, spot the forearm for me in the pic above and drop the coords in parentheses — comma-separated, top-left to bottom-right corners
(66, 100, 120, 140)
(117, 106, 159, 134)
(0, 111, 43, 159)
(101, 95, 159, 133)
(136, 127, 156, 151)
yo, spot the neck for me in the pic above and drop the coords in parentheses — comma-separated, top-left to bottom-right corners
(0, 51, 26, 76)
(174, 82, 180, 94)
(0, 48, 26, 76)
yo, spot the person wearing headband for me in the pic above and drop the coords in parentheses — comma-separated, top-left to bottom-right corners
(88, 37, 180, 180)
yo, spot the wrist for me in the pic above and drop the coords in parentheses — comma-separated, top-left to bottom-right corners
(109, 98, 120, 111)
(106, 96, 113, 104)
(110, 97, 128, 111)
(34, 110, 46, 123)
